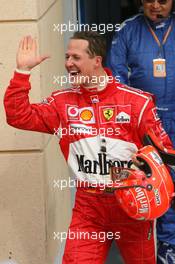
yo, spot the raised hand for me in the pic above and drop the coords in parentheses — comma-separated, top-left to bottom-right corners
(16, 35, 50, 71)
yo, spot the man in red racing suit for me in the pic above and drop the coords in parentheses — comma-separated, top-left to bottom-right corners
(3, 31, 173, 264)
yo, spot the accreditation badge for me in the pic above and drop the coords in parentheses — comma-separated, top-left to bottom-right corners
(153, 58, 166, 77)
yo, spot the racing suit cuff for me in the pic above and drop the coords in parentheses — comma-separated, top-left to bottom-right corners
(15, 68, 31, 75)
(12, 70, 31, 84)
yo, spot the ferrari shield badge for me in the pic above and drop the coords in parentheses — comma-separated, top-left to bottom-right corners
(103, 108, 114, 121)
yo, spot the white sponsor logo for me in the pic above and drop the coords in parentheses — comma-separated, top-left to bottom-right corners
(150, 151, 163, 165)
(116, 112, 130, 123)
(70, 124, 92, 134)
(152, 107, 160, 121)
(154, 189, 161, 205)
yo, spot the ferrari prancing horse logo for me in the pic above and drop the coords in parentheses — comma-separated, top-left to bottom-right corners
(103, 108, 114, 121)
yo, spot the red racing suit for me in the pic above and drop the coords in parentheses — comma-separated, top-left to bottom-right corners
(4, 68, 173, 264)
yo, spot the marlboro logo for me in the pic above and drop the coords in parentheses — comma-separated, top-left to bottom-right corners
(76, 153, 133, 175)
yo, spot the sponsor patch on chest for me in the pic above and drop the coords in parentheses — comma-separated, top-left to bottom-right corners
(100, 105, 131, 124)
(66, 105, 95, 124)
(116, 105, 131, 123)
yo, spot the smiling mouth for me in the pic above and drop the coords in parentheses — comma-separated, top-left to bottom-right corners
(150, 12, 163, 19)
(69, 70, 81, 76)
(150, 11, 161, 15)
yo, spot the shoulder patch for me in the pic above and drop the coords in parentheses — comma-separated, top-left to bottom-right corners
(39, 96, 55, 105)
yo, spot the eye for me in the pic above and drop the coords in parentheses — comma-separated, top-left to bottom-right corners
(73, 55, 80, 60)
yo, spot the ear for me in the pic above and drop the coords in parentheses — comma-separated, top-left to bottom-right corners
(94, 56, 102, 68)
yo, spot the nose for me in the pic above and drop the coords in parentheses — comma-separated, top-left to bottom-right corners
(65, 57, 74, 67)
(152, 0, 161, 8)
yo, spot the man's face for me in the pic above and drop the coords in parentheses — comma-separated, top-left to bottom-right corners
(65, 39, 100, 87)
(142, 0, 173, 22)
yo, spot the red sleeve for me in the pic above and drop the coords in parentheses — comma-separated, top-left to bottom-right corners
(4, 72, 60, 134)
(139, 97, 173, 149)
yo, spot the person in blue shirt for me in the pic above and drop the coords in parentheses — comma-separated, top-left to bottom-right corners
(107, 0, 175, 263)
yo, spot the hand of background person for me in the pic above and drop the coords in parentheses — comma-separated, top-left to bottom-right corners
(16, 35, 50, 71)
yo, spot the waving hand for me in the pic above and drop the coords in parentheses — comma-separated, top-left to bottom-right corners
(16, 35, 50, 71)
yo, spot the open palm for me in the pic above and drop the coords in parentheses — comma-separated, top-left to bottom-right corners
(16, 35, 49, 71)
